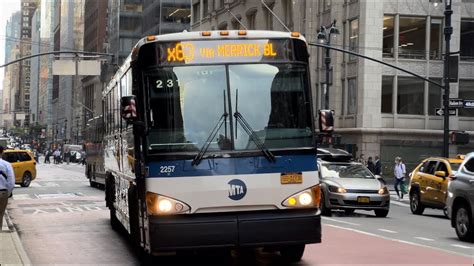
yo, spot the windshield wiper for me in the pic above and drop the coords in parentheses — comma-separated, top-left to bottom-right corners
(233, 89, 276, 163)
(192, 90, 229, 166)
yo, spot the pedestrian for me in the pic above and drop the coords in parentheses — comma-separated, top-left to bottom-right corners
(64, 149, 71, 165)
(0, 146, 15, 231)
(394, 156, 406, 200)
(367, 156, 375, 174)
(44, 149, 51, 164)
(357, 154, 366, 166)
(374, 155, 382, 176)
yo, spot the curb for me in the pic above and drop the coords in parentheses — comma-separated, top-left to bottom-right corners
(5, 211, 32, 265)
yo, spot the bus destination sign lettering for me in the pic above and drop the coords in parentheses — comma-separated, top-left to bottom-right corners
(160, 39, 291, 65)
(167, 42, 277, 62)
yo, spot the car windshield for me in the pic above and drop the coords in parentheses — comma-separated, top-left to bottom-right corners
(321, 163, 375, 179)
(145, 63, 312, 153)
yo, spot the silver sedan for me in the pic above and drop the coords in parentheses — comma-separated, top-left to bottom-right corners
(319, 161, 390, 217)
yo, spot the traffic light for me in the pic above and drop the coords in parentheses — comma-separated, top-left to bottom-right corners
(319, 110, 334, 133)
(451, 131, 470, 145)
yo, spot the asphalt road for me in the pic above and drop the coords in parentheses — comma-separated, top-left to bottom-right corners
(5, 163, 473, 265)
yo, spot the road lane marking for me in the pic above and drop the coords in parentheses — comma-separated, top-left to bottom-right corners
(414, 237, 434, 241)
(451, 244, 472, 249)
(378, 229, 397, 234)
(325, 224, 376, 236)
(324, 224, 473, 258)
(322, 217, 360, 226)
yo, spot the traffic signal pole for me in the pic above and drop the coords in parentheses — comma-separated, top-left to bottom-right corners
(442, 0, 453, 158)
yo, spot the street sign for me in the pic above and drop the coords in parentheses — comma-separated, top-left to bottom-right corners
(435, 108, 457, 116)
(449, 98, 464, 108)
(464, 99, 474, 108)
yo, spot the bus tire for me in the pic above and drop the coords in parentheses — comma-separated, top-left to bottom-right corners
(280, 244, 305, 262)
(110, 207, 121, 231)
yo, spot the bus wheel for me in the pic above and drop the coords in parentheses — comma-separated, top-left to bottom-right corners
(89, 179, 96, 188)
(280, 244, 305, 262)
(110, 207, 120, 231)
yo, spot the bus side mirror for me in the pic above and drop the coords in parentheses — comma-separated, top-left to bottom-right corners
(121, 96, 138, 123)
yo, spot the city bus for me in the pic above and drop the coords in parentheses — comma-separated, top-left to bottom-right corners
(84, 115, 105, 187)
(103, 30, 321, 261)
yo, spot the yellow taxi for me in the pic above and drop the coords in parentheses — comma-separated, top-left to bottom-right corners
(2, 149, 37, 187)
(408, 155, 464, 216)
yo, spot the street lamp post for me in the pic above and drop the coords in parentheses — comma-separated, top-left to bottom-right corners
(317, 20, 339, 110)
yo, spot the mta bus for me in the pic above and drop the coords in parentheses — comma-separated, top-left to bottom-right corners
(103, 30, 321, 261)
(84, 115, 106, 188)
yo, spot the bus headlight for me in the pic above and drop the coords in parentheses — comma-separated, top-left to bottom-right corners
(282, 185, 321, 208)
(146, 192, 190, 215)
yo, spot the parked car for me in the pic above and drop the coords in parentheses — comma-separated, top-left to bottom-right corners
(446, 152, 474, 242)
(317, 148, 390, 217)
(408, 155, 463, 216)
(2, 149, 37, 187)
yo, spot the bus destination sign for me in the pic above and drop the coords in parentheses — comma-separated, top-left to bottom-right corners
(160, 39, 292, 64)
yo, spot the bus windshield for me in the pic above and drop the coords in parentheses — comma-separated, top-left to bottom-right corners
(146, 63, 312, 154)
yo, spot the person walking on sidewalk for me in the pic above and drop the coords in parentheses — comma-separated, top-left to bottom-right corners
(0, 146, 15, 231)
(393, 156, 406, 200)
(374, 155, 382, 176)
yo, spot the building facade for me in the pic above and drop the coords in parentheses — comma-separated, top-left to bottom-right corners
(18, 0, 38, 126)
(82, 0, 108, 137)
(142, 0, 191, 36)
(107, 0, 143, 66)
(52, 0, 85, 145)
(192, 0, 474, 175)
(2, 11, 21, 128)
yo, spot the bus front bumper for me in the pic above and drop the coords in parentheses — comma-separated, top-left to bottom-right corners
(148, 209, 321, 251)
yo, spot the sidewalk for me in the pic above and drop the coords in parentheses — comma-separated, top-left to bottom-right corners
(1, 211, 31, 265)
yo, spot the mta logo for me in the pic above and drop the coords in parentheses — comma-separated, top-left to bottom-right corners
(228, 179, 247, 201)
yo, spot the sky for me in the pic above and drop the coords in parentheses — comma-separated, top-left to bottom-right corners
(0, 0, 21, 92)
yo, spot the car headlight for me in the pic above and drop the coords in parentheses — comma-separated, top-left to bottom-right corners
(282, 185, 321, 208)
(146, 192, 190, 215)
(328, 185, 347, 193)
(378, 187, 389, 195)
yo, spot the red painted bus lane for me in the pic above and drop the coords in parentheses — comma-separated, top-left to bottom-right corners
(301, 225, 473, 265)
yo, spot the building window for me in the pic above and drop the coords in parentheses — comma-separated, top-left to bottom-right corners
(428, 78, 442, 115)
(460, 20, 474, 61)
(383, 16, 394, 57)
(231, 15, 242, 30)
(347, 78, 357, 114)
(397, 77, 424, 115)
(323, 0, 331, 11)
(246, 8, 257, 30)
(219, 0, 225, 8)
(399, 17, 426, 59)
(430, 18, 442, 60)
(203, 0, 209, 17)
(193, 3, 200, 23)
(265, 4, 274, 30)
(459, 80, 474, 117)
(341, 80, 346, 115)
(349, 19, 358, 61)
(381, 76, 393, 113)
(283, 0, 293, 30)
(218, 21, 228, 30)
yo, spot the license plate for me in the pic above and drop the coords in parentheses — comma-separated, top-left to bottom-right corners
(357, 197, 370, 203)
(281, 173, 303, 184)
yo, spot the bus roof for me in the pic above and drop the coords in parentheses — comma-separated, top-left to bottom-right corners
(139, 30, 307, 44)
